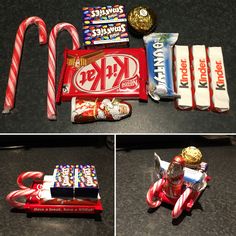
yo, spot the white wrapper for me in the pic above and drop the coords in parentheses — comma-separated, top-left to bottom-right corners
(191, 45, 211, 110)
(207, 47, 229, 112)
(174, 45, 193, 109)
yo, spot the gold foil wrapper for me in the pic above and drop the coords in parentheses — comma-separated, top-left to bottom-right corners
(128, 6, 156, 35)
(181, 146, 202, 167)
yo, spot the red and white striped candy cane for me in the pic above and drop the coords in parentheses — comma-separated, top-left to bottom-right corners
(146, 178, 165, 208)
(3, 16, 47, 114)
(6, 188, 37, 209)
(17, 171, 44, 189)
(172, 187, 192, 219)
(47, 23, 80, 120)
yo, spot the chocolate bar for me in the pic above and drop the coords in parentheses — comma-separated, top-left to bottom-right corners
(50, 165, 75, 198)
(56, 48, 148, 103)
(74, 165, 99, 198)
(79, 50, 104, 66)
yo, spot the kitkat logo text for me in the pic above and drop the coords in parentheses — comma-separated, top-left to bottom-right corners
(73, 54, 139, 93)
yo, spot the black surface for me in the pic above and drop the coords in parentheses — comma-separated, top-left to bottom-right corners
(0, 136, 114, 236)
(0, 0, 235, 133)
(116, 136, 236, 236)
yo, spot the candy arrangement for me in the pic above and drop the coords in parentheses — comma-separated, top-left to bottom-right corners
(2, 5, 230, 123)
(6, 164, 103, 214)
(146, 146, 211, 219)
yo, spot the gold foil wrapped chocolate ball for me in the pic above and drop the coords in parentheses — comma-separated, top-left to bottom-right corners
(127, 6, 156, 36)
(181, 146, 203, 168)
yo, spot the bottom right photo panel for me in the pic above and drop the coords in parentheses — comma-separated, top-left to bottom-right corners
(116, 135, 235, 236)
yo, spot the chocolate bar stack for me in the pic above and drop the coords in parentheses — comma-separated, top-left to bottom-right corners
(50, 164, 99, 199)
(82, 5, 129, 48)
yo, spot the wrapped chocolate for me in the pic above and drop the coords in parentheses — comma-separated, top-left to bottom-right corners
(56, 48, 148, 102)
(181, 146, 203, 169)
(143, 33, 179, 101)
(71, 98, 132, 123)
(128, 5, 156, 35)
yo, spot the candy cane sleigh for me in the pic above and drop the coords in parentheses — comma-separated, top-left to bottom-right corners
(6, 171, 103, 215)
(146, 154, 211, 219)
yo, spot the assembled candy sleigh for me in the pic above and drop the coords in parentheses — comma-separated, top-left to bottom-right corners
(146, 147, 211, 219)
(6, 165, 103, 215)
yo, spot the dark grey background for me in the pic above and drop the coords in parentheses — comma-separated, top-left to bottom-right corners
(0, 135, 114, 236)
(0, 0, 235, 133)
(116, 135, 236, 236)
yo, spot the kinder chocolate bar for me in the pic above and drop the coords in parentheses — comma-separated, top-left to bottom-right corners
(83, 5, 127, 25)
(174, 45, 193, 110)
(71, 98, 132, 123)
(56, 48, 148, 102)
(191, 45, 211, 110)
(143, 33, 179, 101)
(50, 165, 75, 198)
(74, 165, 99, 198)
(83, 23, 129, 48)
(207, 47, 229, 112)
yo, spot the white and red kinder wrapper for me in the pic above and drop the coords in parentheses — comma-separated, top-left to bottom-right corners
(174, 45, 193, 109)
(191, 45, 211, 110)
(207, 47, 229, 112)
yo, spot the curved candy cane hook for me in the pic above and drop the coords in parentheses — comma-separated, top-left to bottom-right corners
(47, 23, 80, 120)
(17, 171, 44, 190)
(3, 16, 47, 114)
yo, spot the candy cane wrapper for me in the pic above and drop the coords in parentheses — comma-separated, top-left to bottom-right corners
(207, 47, 229, 112)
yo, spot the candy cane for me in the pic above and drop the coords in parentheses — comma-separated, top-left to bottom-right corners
(172, 187, 192, 219)
(3, 16, 47, 114)
(47, 23, 80, 120)
(17, 171, 44, 189)
(6, 189, 37, 209)
(146, 178, 165, 208)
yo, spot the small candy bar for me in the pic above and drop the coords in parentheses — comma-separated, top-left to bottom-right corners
(71, 98, 132, 123)
(191, 45, 211, 110)
(174, 45, 193, 109)
(56, 48, 148, 103)
(74, 165, 99, 198)
(50, 165, 75, 198)
(83, 5, 127, 25)
(143, 33, 179, 101)
(207, 47, 230, 112)
(83, 23, 129, 48)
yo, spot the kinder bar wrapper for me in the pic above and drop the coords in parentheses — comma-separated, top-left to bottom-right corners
(191, 45, 211, 110)
(56, 48, 148, 103)
(207, 47, 229, 112)
(83, 5, 127, 25)
(174, 45, 193, 110)
(83, 23, 129, 48)
(50, 165, 75, 198)
(74, 165, 99, 198)
(71, 98, 132, 123)
(143, 33, 179, 101)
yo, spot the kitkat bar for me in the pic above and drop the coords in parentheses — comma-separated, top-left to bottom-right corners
(207, 47, 230, 112)
(191, 45, 211, 110)
(74, 165, 99, 198)
(56, 48, 148, 103)
(50, 165, 75, 198)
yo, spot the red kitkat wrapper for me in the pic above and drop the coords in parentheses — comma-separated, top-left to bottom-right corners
(56, 48, 148, 103)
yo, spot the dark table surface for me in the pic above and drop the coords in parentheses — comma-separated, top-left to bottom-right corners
(116, 136, 236, 236)
(0, 136, 114, 236)
(0, 0, 235, 133)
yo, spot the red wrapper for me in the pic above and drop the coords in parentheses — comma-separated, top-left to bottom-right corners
(56, 48, 148, 103)
(71, 97, 132, 123)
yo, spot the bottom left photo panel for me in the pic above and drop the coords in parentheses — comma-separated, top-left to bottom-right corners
(0, 135, 114, 236)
